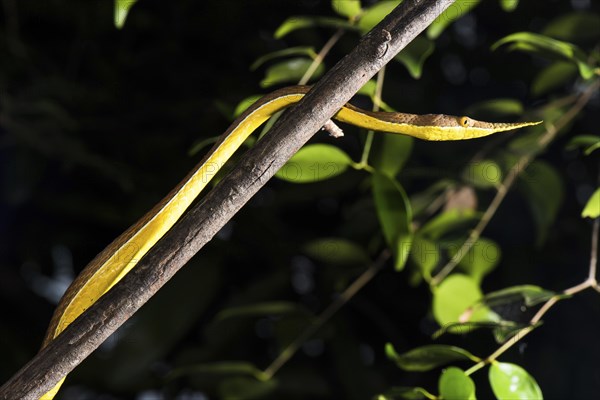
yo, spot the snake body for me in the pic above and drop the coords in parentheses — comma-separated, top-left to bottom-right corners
(40, 85, 540, 399)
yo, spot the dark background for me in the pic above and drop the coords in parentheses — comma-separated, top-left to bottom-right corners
(1, 0, 599, 399)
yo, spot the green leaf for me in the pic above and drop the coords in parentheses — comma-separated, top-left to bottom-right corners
(542, 12, 600, 43)
(358, 0, 402, 34)
(169, 361, 268, 381)
(357, 80, 378, 97)
(218, 376, 278, 400)
(582, 188, 600, 219)
(492, 323, 534, 344)
(233, 95, 263, 118)
(433, 320, 524, 340)
(481, 285, 555, 308)
(439, 367, 476, 400)
(215, 302, 311, 322)
(379, 386, 435, 400)
(518, 161, 563, 245)
(188, 136, 220, 157)
(303, 238, 370, 266)
(500, 0, 519, 12)
(114, 0, 138, 29)
(410, 236, 439, 280)
(392, 222, 413, 271)
(276, 144, 352, 183)
(449, 238, 501, 284)
(433, 274, 489, 326)
(567, 135, 600, 156)
(427, 0, 481, 40)
(251, 47, 317, 70)
(492, 32, 595, 79)
(372, 173, 413, 270)
(385, 343, 478, 372)
(260, 58, 324, 88)
(418, 209, 480, 240)
(463, 160, 503, 189)
(394, 36, 435, 79)
(489, 362, 543, 400)
(531, 61, 578, 97)
(464, 99, 524, 119)
(274, 16, 356, 39)
(372, 134, 414, 178)
(332, 0, 362, 19)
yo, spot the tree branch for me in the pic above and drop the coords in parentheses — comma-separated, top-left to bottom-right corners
(0, 1, 455, 398)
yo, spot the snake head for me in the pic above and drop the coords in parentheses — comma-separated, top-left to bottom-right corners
(459, 116, 473, 127)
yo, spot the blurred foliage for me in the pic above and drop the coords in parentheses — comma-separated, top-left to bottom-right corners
(1, 0, 600, 399)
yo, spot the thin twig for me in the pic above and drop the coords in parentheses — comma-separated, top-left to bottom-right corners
(322, 119, 344, 138)
(588, 177, 600, 281)
(299, 28, 345, 86)
(359, 65, 386, 166)
(260, 28, 346, 139)
(263, 250, 391, 379)
(299, 28, 346, 136)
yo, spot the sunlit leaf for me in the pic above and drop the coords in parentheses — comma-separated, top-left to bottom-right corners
(500, 0, 519, 12)
(518, 161, 563, 245)
(582, 188, 600, 219)
(260, 58, 324, 87)
(276, 144, 352, 183)
(394, 36, 435, 79)
(114, 0, 138, 29)
(427, 0, 481, 39)
(331, 0, 362, 19)
(449, 237, 501, 284)
(464, 99, 524, 119)
(463, 160, 503, 189)
(433, 274, 490, 326)
(385, 343, 478, 372)
(492, 32, 595, 79)
(372, 173, 413, 270)
(410, 236, 439, 280)
(215, 302, 311, 321)
(439, 367, 476, 400)
(489, 362, 543, 400)
(303, 238, 370, 266)
(418, 209, 480, 240)
(531, 61, 578, 97)
(251, 47, 317, 70)
(542, 12, 600, 43)
(274, 16, 356, 39)
(358, 0, 401, 34)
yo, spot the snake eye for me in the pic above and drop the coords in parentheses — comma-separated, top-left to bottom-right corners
(459, 116, 471, 127)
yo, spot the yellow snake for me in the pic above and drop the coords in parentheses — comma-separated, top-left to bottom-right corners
(39, 85, 540, 399)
